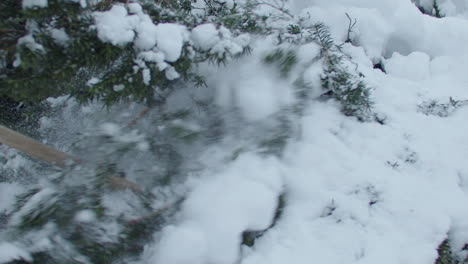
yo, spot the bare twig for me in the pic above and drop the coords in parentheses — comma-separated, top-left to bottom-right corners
(345, 13, 357, 44)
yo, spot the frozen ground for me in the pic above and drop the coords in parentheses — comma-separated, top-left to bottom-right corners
(2, 0, 468, 263)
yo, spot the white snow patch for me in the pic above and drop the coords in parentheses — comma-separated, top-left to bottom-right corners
(151, 154, 284, 264)
(154, 23, 188, 62)
(87, 77, 100, 87)
(127, 2, 143, 14)
(297, 42, 321, 65)
(93, 5, 138, 46)
(0, 183, 23, 213)
(153, 225, 208, 264)
(0, 243, 32, 263)
(22, 0, 47, 8)
(100, 122, 120, 136)
(210, 41, 295, 121)
(191, 23, 220, 51)
(385, 52, 431, 80)
(9, 188, 57, 227)
(50, 28, 70, 46)
(113, 84, 125, 92)
(17, 35, 45, 53)
(142, 68, 151, 85)
(134, 15, 158, 50)
(164, 66, 180, 80)
(74, 210, 96, 223)
(12, 55, 21, 68)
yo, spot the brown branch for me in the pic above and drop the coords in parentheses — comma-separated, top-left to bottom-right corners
(0, 125, 143, 193)
(0, 125, 80, 168)
(126, 104, 156, 127)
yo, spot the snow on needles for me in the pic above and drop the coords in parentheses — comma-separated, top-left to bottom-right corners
(147, 1, 468, 264)
(22, 0, 48, 9)
(5, 0, 468, 264)
(93, 5, 138, 46)
(93, 3, 248, 85)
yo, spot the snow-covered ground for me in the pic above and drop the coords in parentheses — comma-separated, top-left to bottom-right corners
(147, 1, 468, 264)
(3, 0, 468, 263)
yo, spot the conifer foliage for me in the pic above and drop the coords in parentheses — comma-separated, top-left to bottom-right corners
(0, 0, 252, 105)
(0, 0, 376, 263)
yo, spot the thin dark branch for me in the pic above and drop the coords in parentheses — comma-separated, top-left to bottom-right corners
(345, 13, 357, 44)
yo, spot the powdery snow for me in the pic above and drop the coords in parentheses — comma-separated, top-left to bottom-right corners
(191, 23, 221, 51)
(22, 0, 48, 9)
(385, 51, 431, 81)
(205, 39, 294, 122)
(17, 35, 45, 53)
(154, 23, 188, 62)
(134, 15, 158, 50)
(49, 28, 70, 46)
(4, 0, 468, 264)
(147, 1, 468, 264)
(93, 5, 138, 46)
(0, 243, 32, 263)
(0, 183, 23, 213)
(151, 154, 284, 264)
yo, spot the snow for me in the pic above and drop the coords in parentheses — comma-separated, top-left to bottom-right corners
(153, 225, 208, 264)
(94, 3, 188, 56)
(142, 68, 151, 85)
(144, 1, 468, 263)
(154, 23, 188, 62)
(191, 23, 221, 51)
(127, 2, 143, 14)
(296, 42, 321, 65)
(191, 24, 250, 58)
(74, 210, 96, 223)
(99, 122, 121, 136)
(92, 3, 250, 85)
(0, 243, 32, 263)
(93, 5, 138, 46)
(113, 84, 125, 92)
(86, 77, 100, 87)
(92, 3, 190, 85)
(208, 41, 295, 121)
(99, 123, 149, 151)
(5, 0, 468, 264)
(151, 154, 284, 264)
(22, 0, 48, 9)
(12, 55, 21, 68)
(134, 15, 158, 50)
(0, 183, 23, 213)
(17, 35, 45, 53)
(49, 28, 70, 46)
(164, 66, 180, 80)
(384, 52, 431, 80)
(9, 188, 57, 226)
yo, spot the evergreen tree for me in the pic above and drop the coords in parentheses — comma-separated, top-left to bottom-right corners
(0, 1, 376, 263)
(0, 0, 253, 105)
